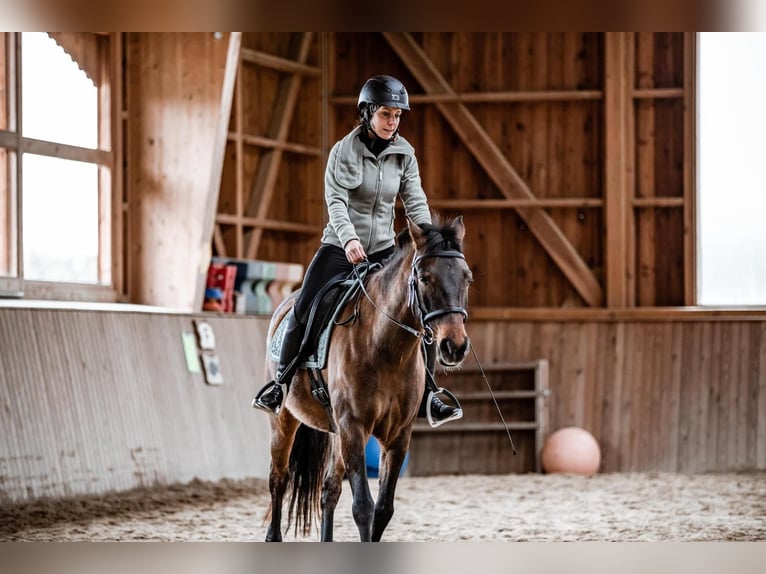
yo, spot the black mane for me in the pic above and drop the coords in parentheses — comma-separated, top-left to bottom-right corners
(376, 215, 463, 284)
(395, 215, 464, 255)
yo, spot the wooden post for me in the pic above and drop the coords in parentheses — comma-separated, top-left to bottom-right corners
(604, 33, 634, 308)
(683, 32, 697, 305)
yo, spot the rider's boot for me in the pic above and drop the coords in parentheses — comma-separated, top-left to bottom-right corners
(252, 309, 305, 415)
(418, 342, 463, 427)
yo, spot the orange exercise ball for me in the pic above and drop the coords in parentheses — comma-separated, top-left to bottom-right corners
(541, 426, 601, 475)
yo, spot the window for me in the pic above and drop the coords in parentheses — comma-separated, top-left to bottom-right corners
(697, 32, 766, 306)
(0, 32, 121, 301)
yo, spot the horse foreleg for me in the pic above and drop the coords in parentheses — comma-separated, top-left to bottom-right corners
(265, 413, 300, 542)
(319, 435, 346, 541)
(339, 421, 375, 541)
(371, 440, 409, 541)
(265, 466, 288, 542)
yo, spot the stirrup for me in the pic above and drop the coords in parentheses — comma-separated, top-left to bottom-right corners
(426, 387, 463, 428)
(251, 380, 287, 415)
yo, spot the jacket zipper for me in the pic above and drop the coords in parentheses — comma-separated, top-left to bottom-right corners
(367, 162, 383, 249)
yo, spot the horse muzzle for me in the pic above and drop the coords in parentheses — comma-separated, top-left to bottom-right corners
(438, 335, 471, 367)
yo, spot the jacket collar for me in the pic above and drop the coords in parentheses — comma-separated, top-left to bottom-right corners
(333, 125, 414, 188)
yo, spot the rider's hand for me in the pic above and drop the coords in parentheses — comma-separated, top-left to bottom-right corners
(344, 239, 367, 264)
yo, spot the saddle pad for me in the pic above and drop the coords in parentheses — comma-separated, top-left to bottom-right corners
(269, 311, 334, 370)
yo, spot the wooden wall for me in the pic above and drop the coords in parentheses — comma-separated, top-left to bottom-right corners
(116, 32, 695, 313)
(329, 33, 605, 308)
(0, 305, 271, 504)
(213, 32, 325, 268)
(3, 306, 764, 504)
(453, 314, 766, 474)
(217, 32, 692, 312)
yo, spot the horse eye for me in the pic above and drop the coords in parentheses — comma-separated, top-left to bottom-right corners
(419, 275, 429, 285)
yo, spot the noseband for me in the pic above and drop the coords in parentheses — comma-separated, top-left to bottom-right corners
(408, 250, 469, 330)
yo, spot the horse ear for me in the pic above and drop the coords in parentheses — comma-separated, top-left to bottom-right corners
(407, 217, 426, 248)
(452, 215, 466, 243)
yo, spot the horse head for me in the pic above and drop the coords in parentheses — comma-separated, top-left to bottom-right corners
(407, 215, 473, 368)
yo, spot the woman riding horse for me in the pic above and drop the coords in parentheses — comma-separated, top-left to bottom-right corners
(253, 74, 461, 426)
(262, 215, 472, 541)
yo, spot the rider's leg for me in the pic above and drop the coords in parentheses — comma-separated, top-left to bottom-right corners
(418, 342, 462, 425)
(252, 308, 306, 414)
(252, 244, 350, 415)
(252, 243, 395, 416)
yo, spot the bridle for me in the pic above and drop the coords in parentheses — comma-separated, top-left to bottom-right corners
(407, 250, 469, 334)
(353, 248, 468, 343)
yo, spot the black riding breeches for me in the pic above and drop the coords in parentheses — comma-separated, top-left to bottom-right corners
(292, 243, 395, 324)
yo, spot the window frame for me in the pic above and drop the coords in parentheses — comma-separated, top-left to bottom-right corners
(0, 32, 123, 302)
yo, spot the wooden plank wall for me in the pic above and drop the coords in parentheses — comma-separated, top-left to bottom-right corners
(330, 33, 602, 309)
(215, 32, 325, 267)
(0, 306, 271, 504)
(462, 318, 766, 474)
(221, 33, 689, 310)
(409, 362, 548, 475)
(2, 306, 765, 503)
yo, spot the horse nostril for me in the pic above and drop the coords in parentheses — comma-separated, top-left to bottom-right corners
(441, 338, 468, 357)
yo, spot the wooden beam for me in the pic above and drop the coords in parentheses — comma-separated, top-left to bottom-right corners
(632, 197, 685, 207)
(234, 132, 321, 156)
(234, 56, 244, 259)
(240, 47, 320, 76)
(382, 32, 603, 307)
(683, 32, 697, 305)
(245, 32, 314, 260)
(332, 89, 604, 105)
(212, 224, 227, 257)
(216, 213, 321, 235)
(633, 88, 684, 99)
(429, 198, 603, 210)
(635, 33, 655, 307)
(469, 306, 766, 322)
(604, 33, 632, 308)
(192, 32, 241, 311)
(625, 35, 637, 307)
(0, 131, 111, 164)
(104, 33, 122, 296)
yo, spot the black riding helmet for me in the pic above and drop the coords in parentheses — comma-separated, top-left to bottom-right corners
(357, 75, 411, 112)
(358, 75, 410, 141)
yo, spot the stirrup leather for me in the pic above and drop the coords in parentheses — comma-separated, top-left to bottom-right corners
(426, 387, 463, 428)
(251, 380, 287, 415)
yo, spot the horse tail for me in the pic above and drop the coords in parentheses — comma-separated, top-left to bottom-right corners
(286, 423, 329, 537)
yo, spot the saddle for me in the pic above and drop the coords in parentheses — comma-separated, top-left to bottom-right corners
(270, 261, 380, 369)
(269, 262, 381, 422)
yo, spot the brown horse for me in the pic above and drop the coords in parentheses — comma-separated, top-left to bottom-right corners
(263, 215, 473, 542)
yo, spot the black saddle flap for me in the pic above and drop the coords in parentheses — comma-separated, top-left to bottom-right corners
(297, 261, 381, 360)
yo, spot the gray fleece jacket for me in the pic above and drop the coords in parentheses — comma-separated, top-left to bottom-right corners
(320, 125, 432, 254)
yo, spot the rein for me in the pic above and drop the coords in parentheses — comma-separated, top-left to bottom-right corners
(352, 262, 424, 341)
